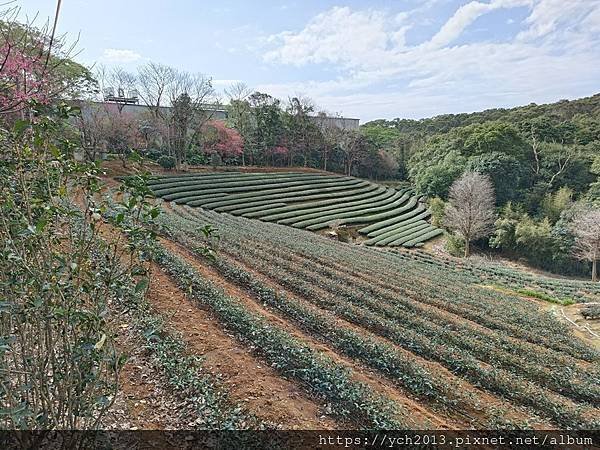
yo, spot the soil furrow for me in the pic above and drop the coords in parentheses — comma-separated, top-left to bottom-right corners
(160, 237, 452, 429)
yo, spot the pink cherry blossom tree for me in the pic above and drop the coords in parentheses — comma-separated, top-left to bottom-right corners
(1, 4, 91, 117)
(203, 120, 244, 160)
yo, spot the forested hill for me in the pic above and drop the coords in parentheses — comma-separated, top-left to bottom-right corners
(360, 93, 600, 278)
(363, 93, 600, 136)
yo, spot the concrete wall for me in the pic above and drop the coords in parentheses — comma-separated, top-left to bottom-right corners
(79, 101, 228, 121)
(310, 115, 360, 130)
(78, 101, 358, 129)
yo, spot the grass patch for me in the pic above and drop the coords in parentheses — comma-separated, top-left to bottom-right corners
(480, 284, 575, 306)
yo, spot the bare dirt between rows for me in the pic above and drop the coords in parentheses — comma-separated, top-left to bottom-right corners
(90, 203, 339, 430)
(101, 315, 190, 430)
(160, 237, 444, 429)
(167, 204, 554, 428)
(145, 257, 338, 430)
(162, 231, 551, 430)
(204, 239, 550, 429)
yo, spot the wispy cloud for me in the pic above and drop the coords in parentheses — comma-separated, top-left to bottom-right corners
(425, 0, 531, 49)
(261, 0, 600, 120)
(101, 48, 142, 63)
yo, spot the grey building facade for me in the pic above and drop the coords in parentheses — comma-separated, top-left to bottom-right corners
(78, 101, 358, 129)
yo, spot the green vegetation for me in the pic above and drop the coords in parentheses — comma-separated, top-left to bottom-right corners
(5, 3, 599, 435)
(390, 249, 600, 303)
(96, 215, 261, 429)
(148, 172, 441, 247)
(157, 155, 176, 170)
(582, 305, 600, 320)
(146, 239, 409, 429)
(156, 203, 600, 429)
(362, 94, 600, 277)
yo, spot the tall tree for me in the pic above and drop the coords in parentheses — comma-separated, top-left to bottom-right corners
(170, 92, 193, 169)
(168, 73, 217, 169)
(136, 63, 217, 168)
(248, 92, 284, 165)
(570, 207, 600, 281)
(225, 82, 253, 165)
(285, 96, 321, 167)
(319, 121, 342, 171)
(338, 129, 368, 176)
(137, 62, 175, 112)
(136, 62, 175, 153)
(444, 172, 496, 257)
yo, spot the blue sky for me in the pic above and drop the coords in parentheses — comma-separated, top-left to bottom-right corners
(17, 0, 600, 122)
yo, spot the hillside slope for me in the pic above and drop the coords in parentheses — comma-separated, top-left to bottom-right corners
(149, 201, 600, 429)
(148, 171, 442, 248)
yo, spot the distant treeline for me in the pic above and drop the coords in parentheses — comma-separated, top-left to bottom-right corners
(361, 94, 600, 276)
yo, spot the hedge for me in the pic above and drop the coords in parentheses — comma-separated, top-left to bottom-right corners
(362, 206, 429, 237)
(147, 171, 310, 188)
(292, 191, 409, 229)
(174, 182, 367, 208)
(271, 188, 396, 224)
(152, 175, 342, 197)
(237, 184, 378, 217)
(150, 241, 409, 429)
(364, 222, 431, 246)
(389, 226, 438, 246)
(363, 217, 429, 243)
(333, 205, 430, 229)
(203, 182, 375, 211)
(403, 229, 444, 247)
(358, 198, 423, 235)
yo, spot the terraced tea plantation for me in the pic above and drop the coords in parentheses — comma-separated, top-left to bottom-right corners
(391, 249, 600, 304)
(148, 171, 441, 247)
(149, 202, 600, 430)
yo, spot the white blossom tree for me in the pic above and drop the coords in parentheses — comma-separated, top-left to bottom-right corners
(444, 172, 496, 257)
(570, 207, 600, 282)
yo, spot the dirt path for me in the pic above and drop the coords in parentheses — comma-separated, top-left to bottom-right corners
(549, 304, 600, 351)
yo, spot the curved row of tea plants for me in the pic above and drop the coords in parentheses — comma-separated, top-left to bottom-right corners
(147, 172, 441, 247)
(145, 237, 411, 429)
(162, 205, 600, 429)
(390, 249, 600, 303)
(178, 207, 596, 362)
(162, 212, 528, 428)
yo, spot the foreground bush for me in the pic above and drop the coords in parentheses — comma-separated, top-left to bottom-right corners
(0, 104, 155, 430)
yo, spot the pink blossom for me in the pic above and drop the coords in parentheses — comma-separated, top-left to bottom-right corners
(0, 42, 50, 112)
(203, 120, 244, 158)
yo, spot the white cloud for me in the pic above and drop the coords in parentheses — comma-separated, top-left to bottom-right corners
(426, 0, 531, 49)
(516, 0, 599, 43)
(264, 7, 392, 68)
(260, 1, 600, 121)
(101, 48, 142, 63)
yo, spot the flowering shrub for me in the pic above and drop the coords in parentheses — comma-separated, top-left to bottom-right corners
(203, 120, 243, 159)
(0, 42, 49, 112)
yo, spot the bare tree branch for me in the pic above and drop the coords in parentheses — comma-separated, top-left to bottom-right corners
(570, 207, 600, 282)
(444, 172, 496, 257)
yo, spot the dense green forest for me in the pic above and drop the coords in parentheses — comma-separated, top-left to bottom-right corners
(361, 94, 600, 276)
